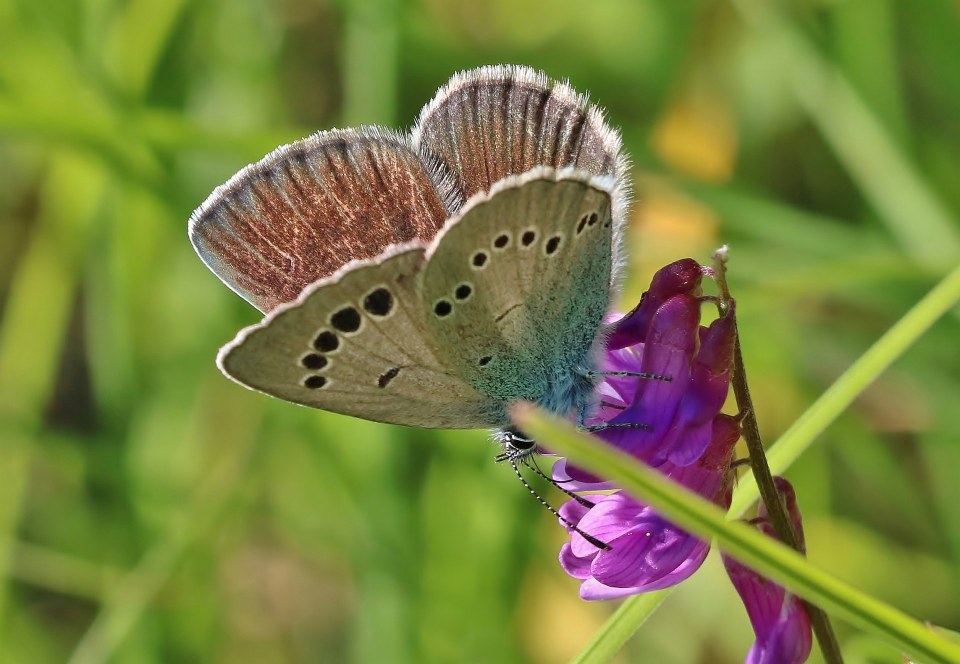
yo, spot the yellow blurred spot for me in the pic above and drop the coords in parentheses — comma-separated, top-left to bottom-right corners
(517, 539, 614, 663)
(651, 93, 737, 182)
(618, 180, 721, 304)
(637, 179, 720, 245)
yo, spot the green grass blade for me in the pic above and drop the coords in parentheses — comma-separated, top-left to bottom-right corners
(731, 0, 960, 270)
(513, 406, 960, 664)
(568, 592, 668, 664)
(730, 262, 960, 517)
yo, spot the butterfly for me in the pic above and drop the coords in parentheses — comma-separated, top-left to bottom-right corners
(189, 65, 630, 449)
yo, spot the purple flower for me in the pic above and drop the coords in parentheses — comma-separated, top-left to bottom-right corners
(596, 285, 736, 469)
(604, 258, 707, 351)
(557, 415, 740, 600)
(549, 258, 739, 600)
(546, 259, 812, 662)
(722, 477, 812, 664)
(552, 263, 735, 487)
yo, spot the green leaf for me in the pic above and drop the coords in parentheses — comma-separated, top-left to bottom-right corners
(730, 261, 960, 518)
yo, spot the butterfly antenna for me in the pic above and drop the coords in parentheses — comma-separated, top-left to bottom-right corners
(507, 459, 611, 551)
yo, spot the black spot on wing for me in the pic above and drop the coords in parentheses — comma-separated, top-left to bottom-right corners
(378, 367, 401, 388)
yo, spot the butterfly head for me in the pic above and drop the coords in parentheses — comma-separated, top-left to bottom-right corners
(493, 427, 539, 463)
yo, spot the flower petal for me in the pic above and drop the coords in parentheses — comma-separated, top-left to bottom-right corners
(591, 518, 702, 588)
(558, 497, 591, 531)
(570, 493, 646, 557)
(551, 459, 612, 491)
(605, 259, 705, 350)
(579, 577, 645, 601)
(577, 541, 710, 600)
(559, 542, 594, 579)
(661, 419, 715, 467)
(744, 596, 812, 664)
(758, 476, 805, 553)
(723, 477, 812, 664)
(600, 296, 702, 459)
(657, 310, 736, 466)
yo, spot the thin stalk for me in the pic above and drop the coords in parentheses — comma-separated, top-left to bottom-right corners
(714, 249, 844, 664)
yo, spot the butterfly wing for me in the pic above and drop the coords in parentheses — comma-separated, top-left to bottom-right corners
(412, 65, 628, 202)
(195, 71, 624, 427)
(412, 65, 630, 291)
(189, 127, 452, 313)
(218, 244, 503, 428)
(419, 167, 615, 412)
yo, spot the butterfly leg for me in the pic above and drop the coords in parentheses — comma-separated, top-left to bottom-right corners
(576, 407, 587, 429)
(584, 422, 653, 433)
(598, 400, 627, 410)
(586, 370, 672, 382)
(574, 402, 637, 431)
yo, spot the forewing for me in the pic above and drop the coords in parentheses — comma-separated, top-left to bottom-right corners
(189, 127, 451, 313)
(419, 168, 615, 405)
(219, 245, 502, 428)
(412, 65, 627, 204)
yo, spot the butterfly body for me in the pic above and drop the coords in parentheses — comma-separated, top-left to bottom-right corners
(190, 66, 628, 433)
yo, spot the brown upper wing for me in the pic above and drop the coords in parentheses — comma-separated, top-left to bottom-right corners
(189, 127, 451, 312)
(411, 65, 627, 207)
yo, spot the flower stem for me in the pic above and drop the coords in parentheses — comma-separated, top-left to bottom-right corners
(712, 248, 845, 664)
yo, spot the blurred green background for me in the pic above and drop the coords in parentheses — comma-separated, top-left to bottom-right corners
(2, 0, 959, 662)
